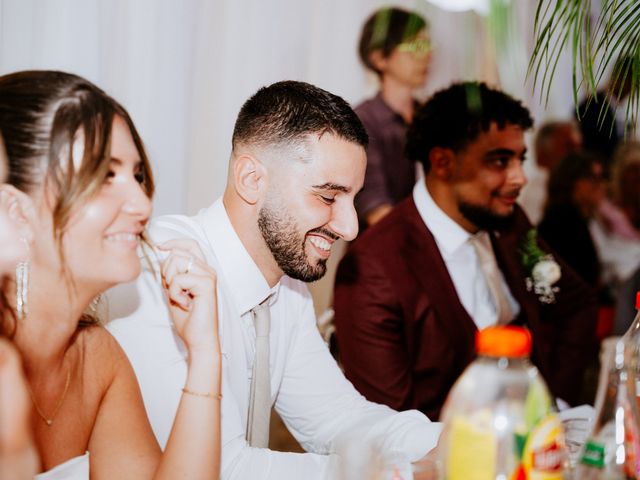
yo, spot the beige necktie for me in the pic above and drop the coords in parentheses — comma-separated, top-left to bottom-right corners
(471, 232, 513, 325)
(247, 297, 271, 447)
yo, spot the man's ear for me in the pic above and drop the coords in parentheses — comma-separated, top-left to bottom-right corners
(232, 154, 267, 205)
(428, 147, 456, 181)
(0, 185, 36, 244)
(368, 50, 387, 73)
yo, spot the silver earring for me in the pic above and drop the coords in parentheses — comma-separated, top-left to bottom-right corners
(87, 293, 108, 323)
(16, 261, 29, 320)
(15, 237, 30, 320)
(89, 293, 102, 314)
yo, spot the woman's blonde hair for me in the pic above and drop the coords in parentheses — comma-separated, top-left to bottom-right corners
(0, 70, 155, 333)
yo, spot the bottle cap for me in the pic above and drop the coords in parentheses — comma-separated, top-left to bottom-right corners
(636, 291, 640, 310)
(476, 326, 532, 358)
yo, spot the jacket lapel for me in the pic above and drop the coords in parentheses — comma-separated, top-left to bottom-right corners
(491, 230, 535, 324)
(490, 216, 551, 375)
(403, 200, 478, 370)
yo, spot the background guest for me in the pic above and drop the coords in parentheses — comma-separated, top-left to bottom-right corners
(538, 152, 607, 291)
(537, 151, 611, 386)
(354, 6, 432, 228)
(520, 120, 582, 224)
(610, 142, 640, 232)
(592, 142, 640, 333)
(575, 54, 634, 175)
(591, 143, 640, 292)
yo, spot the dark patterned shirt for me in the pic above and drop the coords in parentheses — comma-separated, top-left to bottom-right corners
(354, 93, 417, 226)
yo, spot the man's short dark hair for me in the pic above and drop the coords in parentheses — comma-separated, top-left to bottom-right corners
(406, 82, 534, 173)
(232, 80, 368, 151)
(358, 7, 428, 76)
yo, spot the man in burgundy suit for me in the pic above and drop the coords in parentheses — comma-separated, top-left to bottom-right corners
(334, 82, 598, 420)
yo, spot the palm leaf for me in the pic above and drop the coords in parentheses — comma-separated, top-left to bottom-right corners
(529, 0, 640, 135)
(529, 2, 584, 104)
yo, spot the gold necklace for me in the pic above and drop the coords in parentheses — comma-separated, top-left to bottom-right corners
(26, 365, 71, 426)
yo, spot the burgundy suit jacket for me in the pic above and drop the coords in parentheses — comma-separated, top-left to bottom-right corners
(334, 197, 598, 420)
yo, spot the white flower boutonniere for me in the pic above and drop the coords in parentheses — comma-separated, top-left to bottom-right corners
(521, 229, 561, 304)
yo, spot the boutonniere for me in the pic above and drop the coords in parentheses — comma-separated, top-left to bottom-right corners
(520, 229, 561, 304)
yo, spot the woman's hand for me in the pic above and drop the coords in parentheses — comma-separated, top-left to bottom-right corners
(0, 338, 39, 478)
(157, 239, 220, 356)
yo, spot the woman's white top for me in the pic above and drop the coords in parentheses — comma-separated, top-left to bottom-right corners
(34, 452, 89, 480)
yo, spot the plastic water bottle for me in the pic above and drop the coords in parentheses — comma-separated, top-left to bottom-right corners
(438, 326, 567, 480)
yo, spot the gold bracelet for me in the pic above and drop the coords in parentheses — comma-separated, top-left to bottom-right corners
(182, 387, 222, 399)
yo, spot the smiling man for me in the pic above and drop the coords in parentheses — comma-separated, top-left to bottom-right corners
(106, 81, 441, 480)
(334, 82, 598, 420)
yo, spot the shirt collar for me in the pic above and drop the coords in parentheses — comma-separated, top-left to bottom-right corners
(412, 180, 471, 255)
(198, 198, 279, 316)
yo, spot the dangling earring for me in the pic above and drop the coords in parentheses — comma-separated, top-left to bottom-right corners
(87, 293, 108, 323)
(89, 293, 101, 313)
(89, 293, 104, 315)
(16, 238, 30, 320)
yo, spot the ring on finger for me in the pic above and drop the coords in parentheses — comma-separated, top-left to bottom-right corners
(185, 256, 194, 275)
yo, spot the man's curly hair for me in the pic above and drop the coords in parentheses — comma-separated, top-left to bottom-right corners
(406, 82, 533, 173)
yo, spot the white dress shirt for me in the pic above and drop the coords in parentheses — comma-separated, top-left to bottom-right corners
(413, 181, 520, 329)
(106, 198, 441, 480)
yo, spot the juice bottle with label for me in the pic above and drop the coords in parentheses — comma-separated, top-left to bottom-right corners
(438, 326, 567, 480)
(575, 337, 640, 479)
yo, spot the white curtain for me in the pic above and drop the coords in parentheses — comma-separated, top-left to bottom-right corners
(0, 0, 201, 215)
(0, 0, 575, 216)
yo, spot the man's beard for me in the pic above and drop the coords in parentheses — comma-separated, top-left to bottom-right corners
(459, 201, 515, 231)
(257, 204, 329, 283)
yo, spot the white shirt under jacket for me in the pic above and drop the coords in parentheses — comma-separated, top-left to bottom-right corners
(105, 197, 441, 480)
(413, 180, 520, 329)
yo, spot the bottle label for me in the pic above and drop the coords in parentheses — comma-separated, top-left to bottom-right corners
(580, 440, 605, 468)
(531, 442, 563, 471)
(522, 415, 565, 480)
(623, 403, 640, 477)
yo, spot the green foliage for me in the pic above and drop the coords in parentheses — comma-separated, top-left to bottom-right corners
(520, 229, 546, 274)
(529, 0, 640, 130)
(488, 0, 514, 53)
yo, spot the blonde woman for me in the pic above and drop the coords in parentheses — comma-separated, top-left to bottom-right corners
(0, 70, 221, 479)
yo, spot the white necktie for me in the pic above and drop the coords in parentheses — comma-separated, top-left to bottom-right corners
(247, 297, 271, 447)
(471, 232, 513, 325)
